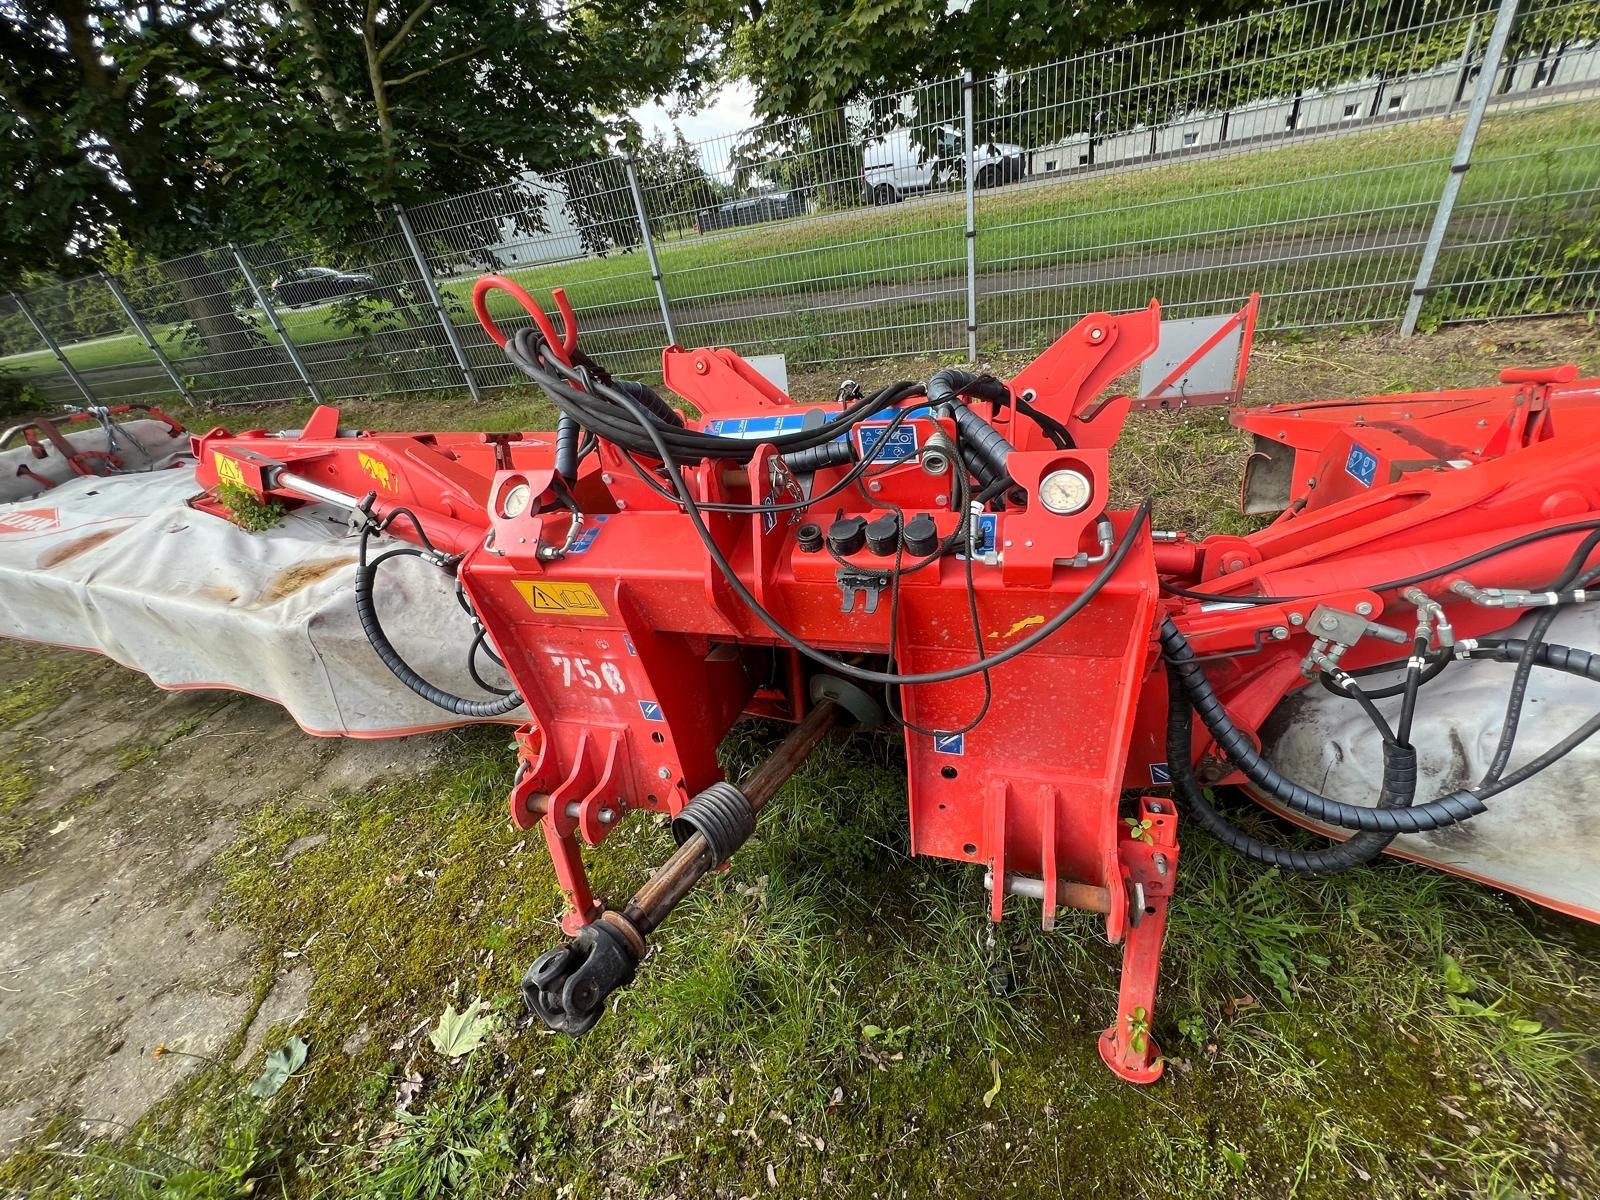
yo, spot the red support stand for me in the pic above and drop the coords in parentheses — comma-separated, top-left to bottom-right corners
(1099, 795, 1179, 1084)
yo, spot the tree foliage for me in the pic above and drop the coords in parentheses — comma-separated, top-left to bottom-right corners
(0, 0, 720, 286)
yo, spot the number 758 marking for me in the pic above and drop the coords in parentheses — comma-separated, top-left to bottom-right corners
(550, 654, 627, 694)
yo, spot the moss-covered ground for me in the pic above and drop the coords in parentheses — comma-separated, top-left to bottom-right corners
(2, 314, 1599, 1198)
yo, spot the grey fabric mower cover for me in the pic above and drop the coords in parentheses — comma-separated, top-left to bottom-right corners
(1262, 604, 1600, 923)
(0, 465, 521, 736)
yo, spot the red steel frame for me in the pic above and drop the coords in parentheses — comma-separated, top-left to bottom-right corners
(189, 279, 1600, 1083)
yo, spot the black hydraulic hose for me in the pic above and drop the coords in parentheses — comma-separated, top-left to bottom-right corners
(1164, 666, 1413, 873)
(1481, 526, 1600, 786)
(1319, 650, 1451, 701)
(613, 379, 685, 428)
(554, 414, 580, 484)
(950, 405, 1016, 490)
(551, 356, 1153, 686)
(1464, 637, 1600, 799)
(927, 368, 1009, 409)
(354, 527, 524, 718)
(508, 328, 909, 462)
(1396, 631, 1428, 746)
(1162, 617, 1489, 833)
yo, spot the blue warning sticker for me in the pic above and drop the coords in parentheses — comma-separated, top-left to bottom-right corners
(957, 513, 998, 560)
(933, 732, 965, 756)
(1148, 762, 1171, 785)
(638, 700, 665, 722)
(856, 422, 920, 463)
(1345, 443, 1379, 488)
(567, 513, 608, 554)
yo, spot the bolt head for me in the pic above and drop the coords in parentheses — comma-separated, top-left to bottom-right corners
(1088, 327, 1104, 342)
(1355, 601, 1373, 616)
(601, 472, 613, 484)
(657, 766, 671, 780)
(1319, 614, 1339, 631)
(1288, 612, 1304, 625)
(1271, 625, 1289, 640)
(599, 808, 615, 824)
(868, 480, 882, 493)
(616, 499, 627, 510)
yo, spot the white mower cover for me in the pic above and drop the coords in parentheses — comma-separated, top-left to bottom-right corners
(0, 418, 191, 504)
(1263, 605, 1600, 922)
(0, 467, 522, 736)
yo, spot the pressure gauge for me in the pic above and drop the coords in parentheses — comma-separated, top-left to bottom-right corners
(499, 480, 532, 519)
(1039, 468, 1092, 515)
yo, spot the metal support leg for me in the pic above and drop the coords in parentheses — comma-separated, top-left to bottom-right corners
(962, 70, 979, 363)
(392, 204, 483, 401)
(1401, 0, 1521, 336)
(229, 242, 325, 403)
(623, 155, 678, 347)
(1099, 795, 1180, 1084)
(10, 292, 95, 404)
(100, 272, 196, 405)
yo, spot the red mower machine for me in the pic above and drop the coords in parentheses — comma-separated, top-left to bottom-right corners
(184, 277, 1600, 1083)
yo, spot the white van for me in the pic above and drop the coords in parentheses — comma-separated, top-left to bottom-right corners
(862, 125, 1027, 204)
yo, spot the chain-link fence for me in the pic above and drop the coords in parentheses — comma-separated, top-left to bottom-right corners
(2, 0, 1596, 412)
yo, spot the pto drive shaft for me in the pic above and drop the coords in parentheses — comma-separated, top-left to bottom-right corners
(522, 697, 843, 1034)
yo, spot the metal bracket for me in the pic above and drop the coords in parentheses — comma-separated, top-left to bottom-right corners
(837, 569, 890, 615)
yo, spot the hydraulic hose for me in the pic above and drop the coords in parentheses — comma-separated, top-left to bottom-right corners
(1164, 666, 1414, 873)
(1161, 617, 1485, 833)
(354, 528, 524, 719)
(554, 414, 580, 484)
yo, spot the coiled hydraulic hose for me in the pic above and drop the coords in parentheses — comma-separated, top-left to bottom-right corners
(354, 515, 524, 718)
(1164, 666, 1416, 873)
(1161, 617, 1485, 833)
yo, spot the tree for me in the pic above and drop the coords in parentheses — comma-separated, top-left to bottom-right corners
(0, 0, 719, 357)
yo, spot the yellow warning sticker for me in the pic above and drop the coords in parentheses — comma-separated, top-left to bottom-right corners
(213, 452, 246, 489)
(358, 452, 400, 493)
(513, 580, 608, 618)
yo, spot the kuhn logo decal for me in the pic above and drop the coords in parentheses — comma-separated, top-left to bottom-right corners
(358, 452, 400, 493)
(0, 508, 61, 534)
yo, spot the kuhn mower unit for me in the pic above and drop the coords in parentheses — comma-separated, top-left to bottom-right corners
(7, 275, 1600, 1083)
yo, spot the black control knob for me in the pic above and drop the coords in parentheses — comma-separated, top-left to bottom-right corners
(866, 512, 901, 556)
(827, 515, 867, 556)
(903, 512, 939, 556)
(795, 522, 824, 553)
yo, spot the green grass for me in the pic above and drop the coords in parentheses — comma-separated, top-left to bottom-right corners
(6, 100, 1597, 388)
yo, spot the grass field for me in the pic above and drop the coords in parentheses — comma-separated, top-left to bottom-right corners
(5, 100, 1597, 390)
(2, 315, 1599, 1199)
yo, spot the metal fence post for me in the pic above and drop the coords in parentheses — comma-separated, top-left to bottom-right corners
(100, 271, 196, 405)
(622, 155, 678, 346)
(229, 242, 325, 403)
(961, 70, 979, 363)
(1401, 0, 1520, 336)
(10, 290, 96, 404)
(392, 203, 483, 402)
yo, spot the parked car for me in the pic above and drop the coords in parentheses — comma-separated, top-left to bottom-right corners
(862, 125, 1027, 204)
(274, 266, 377, 307)
(694, 190, 808, 234)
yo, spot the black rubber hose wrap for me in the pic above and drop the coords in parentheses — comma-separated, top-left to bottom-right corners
(1161, 617, 1485, 833)
(355, 548, 524, 718)
(1164, 665, 1414, 873)
(554, 414, 579, 483)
